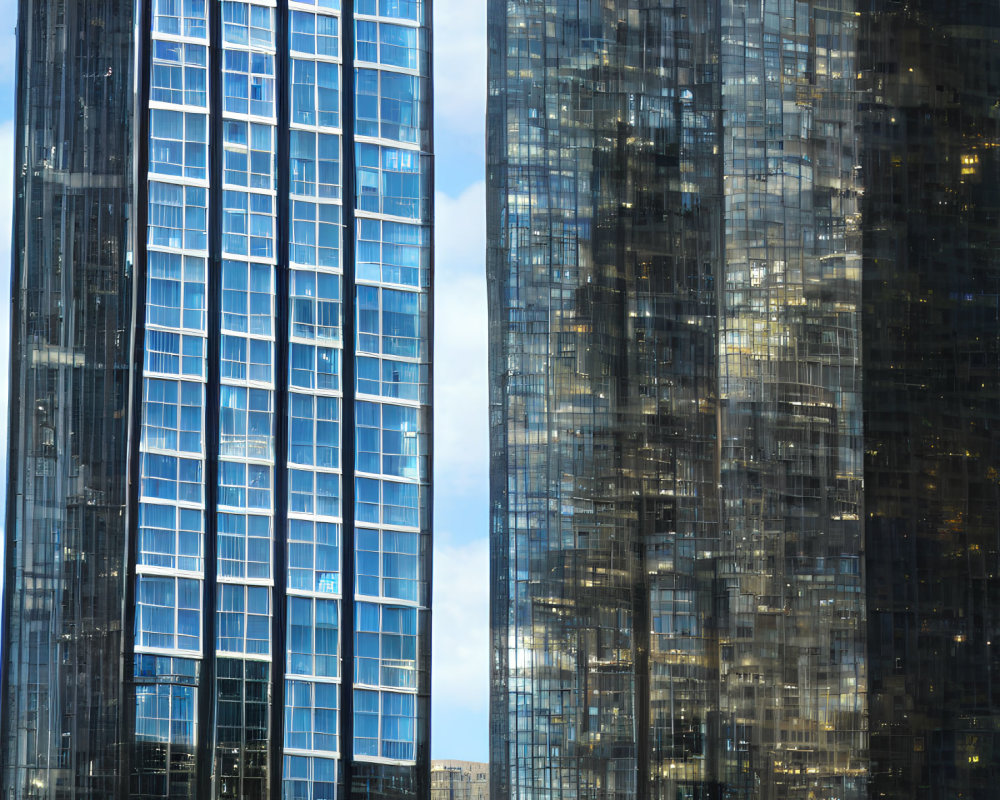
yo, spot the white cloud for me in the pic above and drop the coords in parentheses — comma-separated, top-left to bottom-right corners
(433, 0, 487, 138)
(431, 179, 490, 759)
(433, 180, 488, 518)
(431, 534, 489, 757)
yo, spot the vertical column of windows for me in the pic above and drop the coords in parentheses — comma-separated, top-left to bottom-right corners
(215, 3, 280, 797)
(284, 3, 344, 796)
(134, 3, 210, 796)
(351, 0, 428, 768)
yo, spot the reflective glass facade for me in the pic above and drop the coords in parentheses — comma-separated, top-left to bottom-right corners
(1, 0, 135, 796)
(488, 1, 1000, 799)
(3, 0, 432, 798)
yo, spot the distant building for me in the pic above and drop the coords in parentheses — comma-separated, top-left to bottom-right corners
(432, 761, 489, 800)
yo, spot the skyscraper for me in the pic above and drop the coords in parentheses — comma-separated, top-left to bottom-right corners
(488, 1, 1000, 798)
(1, 1, 432, 798)
(861, 2, 1000, 796)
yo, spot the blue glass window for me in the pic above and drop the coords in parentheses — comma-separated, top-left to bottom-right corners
(291, 11, 339, 57)
(356, 20, 377, 62)
(148, 182, 206, 250)
(355, 477, 379, 524)
(356, 69, 379, 138)
(222, 260, 273, 336)
(222, 190, 273, 258)
(218, 512, 270, 579)
(148, 252, 206, 331)
(145, 332, 205, 379)
(290, 130, 316, 196)
(380, 691, 415, 759)
(285, 680, 339, 752)
(353, 529, 418, 602)
(288, 520, 340, 594)
(378, 23, 419, 69)
(150, 110, 207, 179)
(356, 358, 433, 409)
(289, 469, 340, 517)
(287, 596, 339, 677)
(218, 584, 270, 654)
(357, 357, 380, 397)
(291, 59, 340, 128)
(382, 359, 426, 402)
(219, 385, 273, 460)
(223, 50, 275, 117)
(219, 460, 271, 510)
(354, 603, 417, 689)
(141, 453, 204, 504)
(283, 756, 338, 800)
(379, 606, 416, 688)
(136, 575, 201, 651)
(291, 131, 341, 198)
(356, 401, 380, 475)
(355, 69, 422, 142)
(379, 72, 421, 143)
(355, 145, 427, 218)
(136, 684, 196, 745)
(153, 0, 208, 39)
(291, 269, 341, 341)
(356, 529, 380, 597)
(383, 531, 418, 601)
(291, 201, 341, 267)
(222, 1, 274, 47)
(351, 688, 415, 759)
(142, 378, 203, 453)
(354, 689, 379, 757)
(379, 0, 421, 22)
(289, 343, 340, 391)
(382, 480, 418, 527)
(289, 393, 340, 468)
(382, 288, 422, 358)
(223, 121, 274, 189)
(355, 602, 380, 686)
(221, 334, 273, 383)
(358, 219, 428, 287)
(151, 41, 207, 107)
(379, 147, 423, 218)
(381, 403, 419, 478)
(139, 504, 203, 572)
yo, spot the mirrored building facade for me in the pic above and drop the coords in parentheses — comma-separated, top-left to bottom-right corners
(488, 1, 1000, 798)
(2, 0, 432, 798)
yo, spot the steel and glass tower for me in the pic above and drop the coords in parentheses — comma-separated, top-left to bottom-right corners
(489, 1, 1000, 799)
(1, 0, 432, 797)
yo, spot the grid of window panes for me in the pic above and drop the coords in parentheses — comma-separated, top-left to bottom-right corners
(216, 2, 279, 796)
(135, 0, 211, 794)
(137, 1, 429, 794)
(352, 0, 429, 770)
(285, 0, 344, 795)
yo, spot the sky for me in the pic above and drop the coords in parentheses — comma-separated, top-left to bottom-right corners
(0, 0, 490, 764)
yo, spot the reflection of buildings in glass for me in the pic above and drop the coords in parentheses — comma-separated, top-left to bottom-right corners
(432, 761, 489, 800)
(1, 1, 432, 798)
(489, 1, 1000, 798)
(717, 0, 865, 795)
(488, 0, 724, 796)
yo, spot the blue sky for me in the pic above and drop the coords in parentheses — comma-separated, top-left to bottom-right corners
(0, 0, 489, 764)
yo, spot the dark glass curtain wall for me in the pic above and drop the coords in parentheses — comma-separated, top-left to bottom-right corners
(1, 0, 135, 797)
(489, 1, 1000, 799)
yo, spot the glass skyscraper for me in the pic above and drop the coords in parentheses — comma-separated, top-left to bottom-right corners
(488, 1, 1000, 798)
(1, 0, 432, 798)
